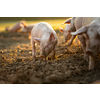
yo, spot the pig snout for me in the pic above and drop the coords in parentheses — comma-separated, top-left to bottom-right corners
(86, 49, 93, 55)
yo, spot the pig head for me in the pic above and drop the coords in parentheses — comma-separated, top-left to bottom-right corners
(33, 33, 57, 58)
(60, 18, 77, 46)
(71, 22, 100, 55)
(6, 27, 11, 31)
(59, 24, 72, 43)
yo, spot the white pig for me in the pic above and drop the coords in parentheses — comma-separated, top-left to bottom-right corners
(31, 22, 58, 59)
(67, 17, 100, 70)
(6, 21, 27, 33)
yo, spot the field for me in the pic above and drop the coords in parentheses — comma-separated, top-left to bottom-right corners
(0, 18, 100, 84)
(0, 17, 68, 31)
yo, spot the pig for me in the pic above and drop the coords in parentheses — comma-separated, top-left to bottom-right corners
(31, 22, 58, 59)
(59, 24, 76, 46)
(61, 18, 77, 46)
(20, 24, 35, 39)
(65, 17, 88, 61)
(6, 21, 27, 33)
(66, 17, 100, 70)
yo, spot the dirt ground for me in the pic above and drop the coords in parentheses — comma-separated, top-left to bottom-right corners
(0, 30, 100, 84)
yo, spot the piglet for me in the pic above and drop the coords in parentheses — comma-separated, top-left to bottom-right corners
(6, 21, 27, 33)
(59, 24, 76, 46)
(31, 22, 58, 59)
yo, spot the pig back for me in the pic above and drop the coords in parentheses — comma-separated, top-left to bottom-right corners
(11, 21, 26, 32)
(74, 17, 100, 30)
(31, 22, 57, 40)
(74, 17, 83, 30)
(82, 17, 96, 26)
(82, 17, 100, 27)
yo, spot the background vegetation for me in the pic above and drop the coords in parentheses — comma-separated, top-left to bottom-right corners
(0, 17, 70, 21)
(0, 17, 70, 31)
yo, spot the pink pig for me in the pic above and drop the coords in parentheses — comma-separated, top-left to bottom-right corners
(6, 21, 27, 33)
(31, 22, 58, 59)
(60, 18, 77, 46)
(68, 17, 100, 70)
(59, 24, 76, 46)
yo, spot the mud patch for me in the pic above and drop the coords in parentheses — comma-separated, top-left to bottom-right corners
(0, 31, 100, 84)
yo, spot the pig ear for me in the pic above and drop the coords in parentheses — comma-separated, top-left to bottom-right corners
(71, 26, 89, 35)
(49, 33, 55, 42)
(33, 37, 41, 44)
(59, 27, 64, 33)
(64, 18, 71, 24)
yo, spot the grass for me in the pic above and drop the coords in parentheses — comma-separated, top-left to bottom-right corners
(0, 18, 68, 31)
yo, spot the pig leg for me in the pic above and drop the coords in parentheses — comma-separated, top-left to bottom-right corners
(31, 37, 36, 57)
(67, 35, 76, 46)
(88, 55, 95, 70)
(78, 35, 89, 62)
(65, 32, 72, 43)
